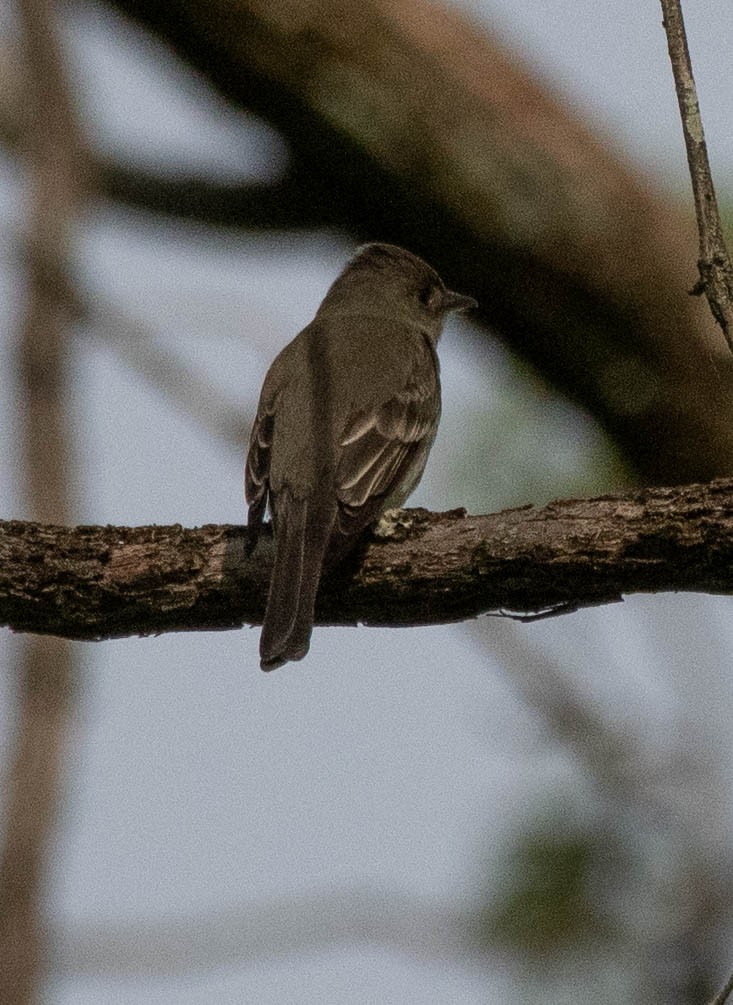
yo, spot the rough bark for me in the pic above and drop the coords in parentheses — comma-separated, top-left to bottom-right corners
(2, 479, 733, 642)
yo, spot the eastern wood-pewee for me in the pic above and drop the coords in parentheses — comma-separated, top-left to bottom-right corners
(246, 243, 476, 670)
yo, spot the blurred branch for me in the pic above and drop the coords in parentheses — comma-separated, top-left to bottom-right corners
(0, 226, 250, 477)
(8, 3, 733, 480)
(660, 0, 733, 345)
(47, 886, 484, 975)
(0, 0, 85, 1000)
(474, 618, 731, 1000)
(83, 302, 251, 445)
(103, 0, 733, 485)
(0, 40, 320, 230)
(470, 620, 649, 806)
(99, 164, 323, 230)
(3, 479, 733, 640)
(13, 229, 251, 448)
(64, 275, 252, 447)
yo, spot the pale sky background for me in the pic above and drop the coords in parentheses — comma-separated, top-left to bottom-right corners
(1, 2, 733, 1003)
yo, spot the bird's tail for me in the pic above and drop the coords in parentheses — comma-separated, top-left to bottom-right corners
(260, 492, 334, 670)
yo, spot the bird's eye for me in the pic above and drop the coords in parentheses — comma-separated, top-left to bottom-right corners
(418, 284, 439, 309)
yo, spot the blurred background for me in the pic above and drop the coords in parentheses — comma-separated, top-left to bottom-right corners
(1, 0, 733, 1002)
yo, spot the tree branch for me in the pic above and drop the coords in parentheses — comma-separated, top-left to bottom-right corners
(7, 6, 733, 481)
(0, 40, 321, 231)
(99, 164, 325, 230)
(102, 0, 733, 485)
(660, 0, 733, 345)
(3, 479, 733, 642)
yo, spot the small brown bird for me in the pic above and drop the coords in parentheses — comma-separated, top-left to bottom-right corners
(246, 243, 476, 670)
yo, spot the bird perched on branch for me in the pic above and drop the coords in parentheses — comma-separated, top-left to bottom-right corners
(246, 243, 476, 670)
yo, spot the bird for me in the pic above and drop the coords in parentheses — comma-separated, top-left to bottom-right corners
(245, 242, 476, 670)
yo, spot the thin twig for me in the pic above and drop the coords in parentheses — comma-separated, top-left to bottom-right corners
(659, 0, 733, 347)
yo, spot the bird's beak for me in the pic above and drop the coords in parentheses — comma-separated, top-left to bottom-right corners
(443, 290, 477, 313)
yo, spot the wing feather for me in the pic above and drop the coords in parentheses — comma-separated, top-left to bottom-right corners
(246, 352, 289, 528)
(333, 349, 440, 546)
(245, 408, 274, 528)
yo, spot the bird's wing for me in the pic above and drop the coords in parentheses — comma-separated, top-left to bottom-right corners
(245, 360, 285, 528)
(245, 410, 273, 528)
(334, 352, 440, 540)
